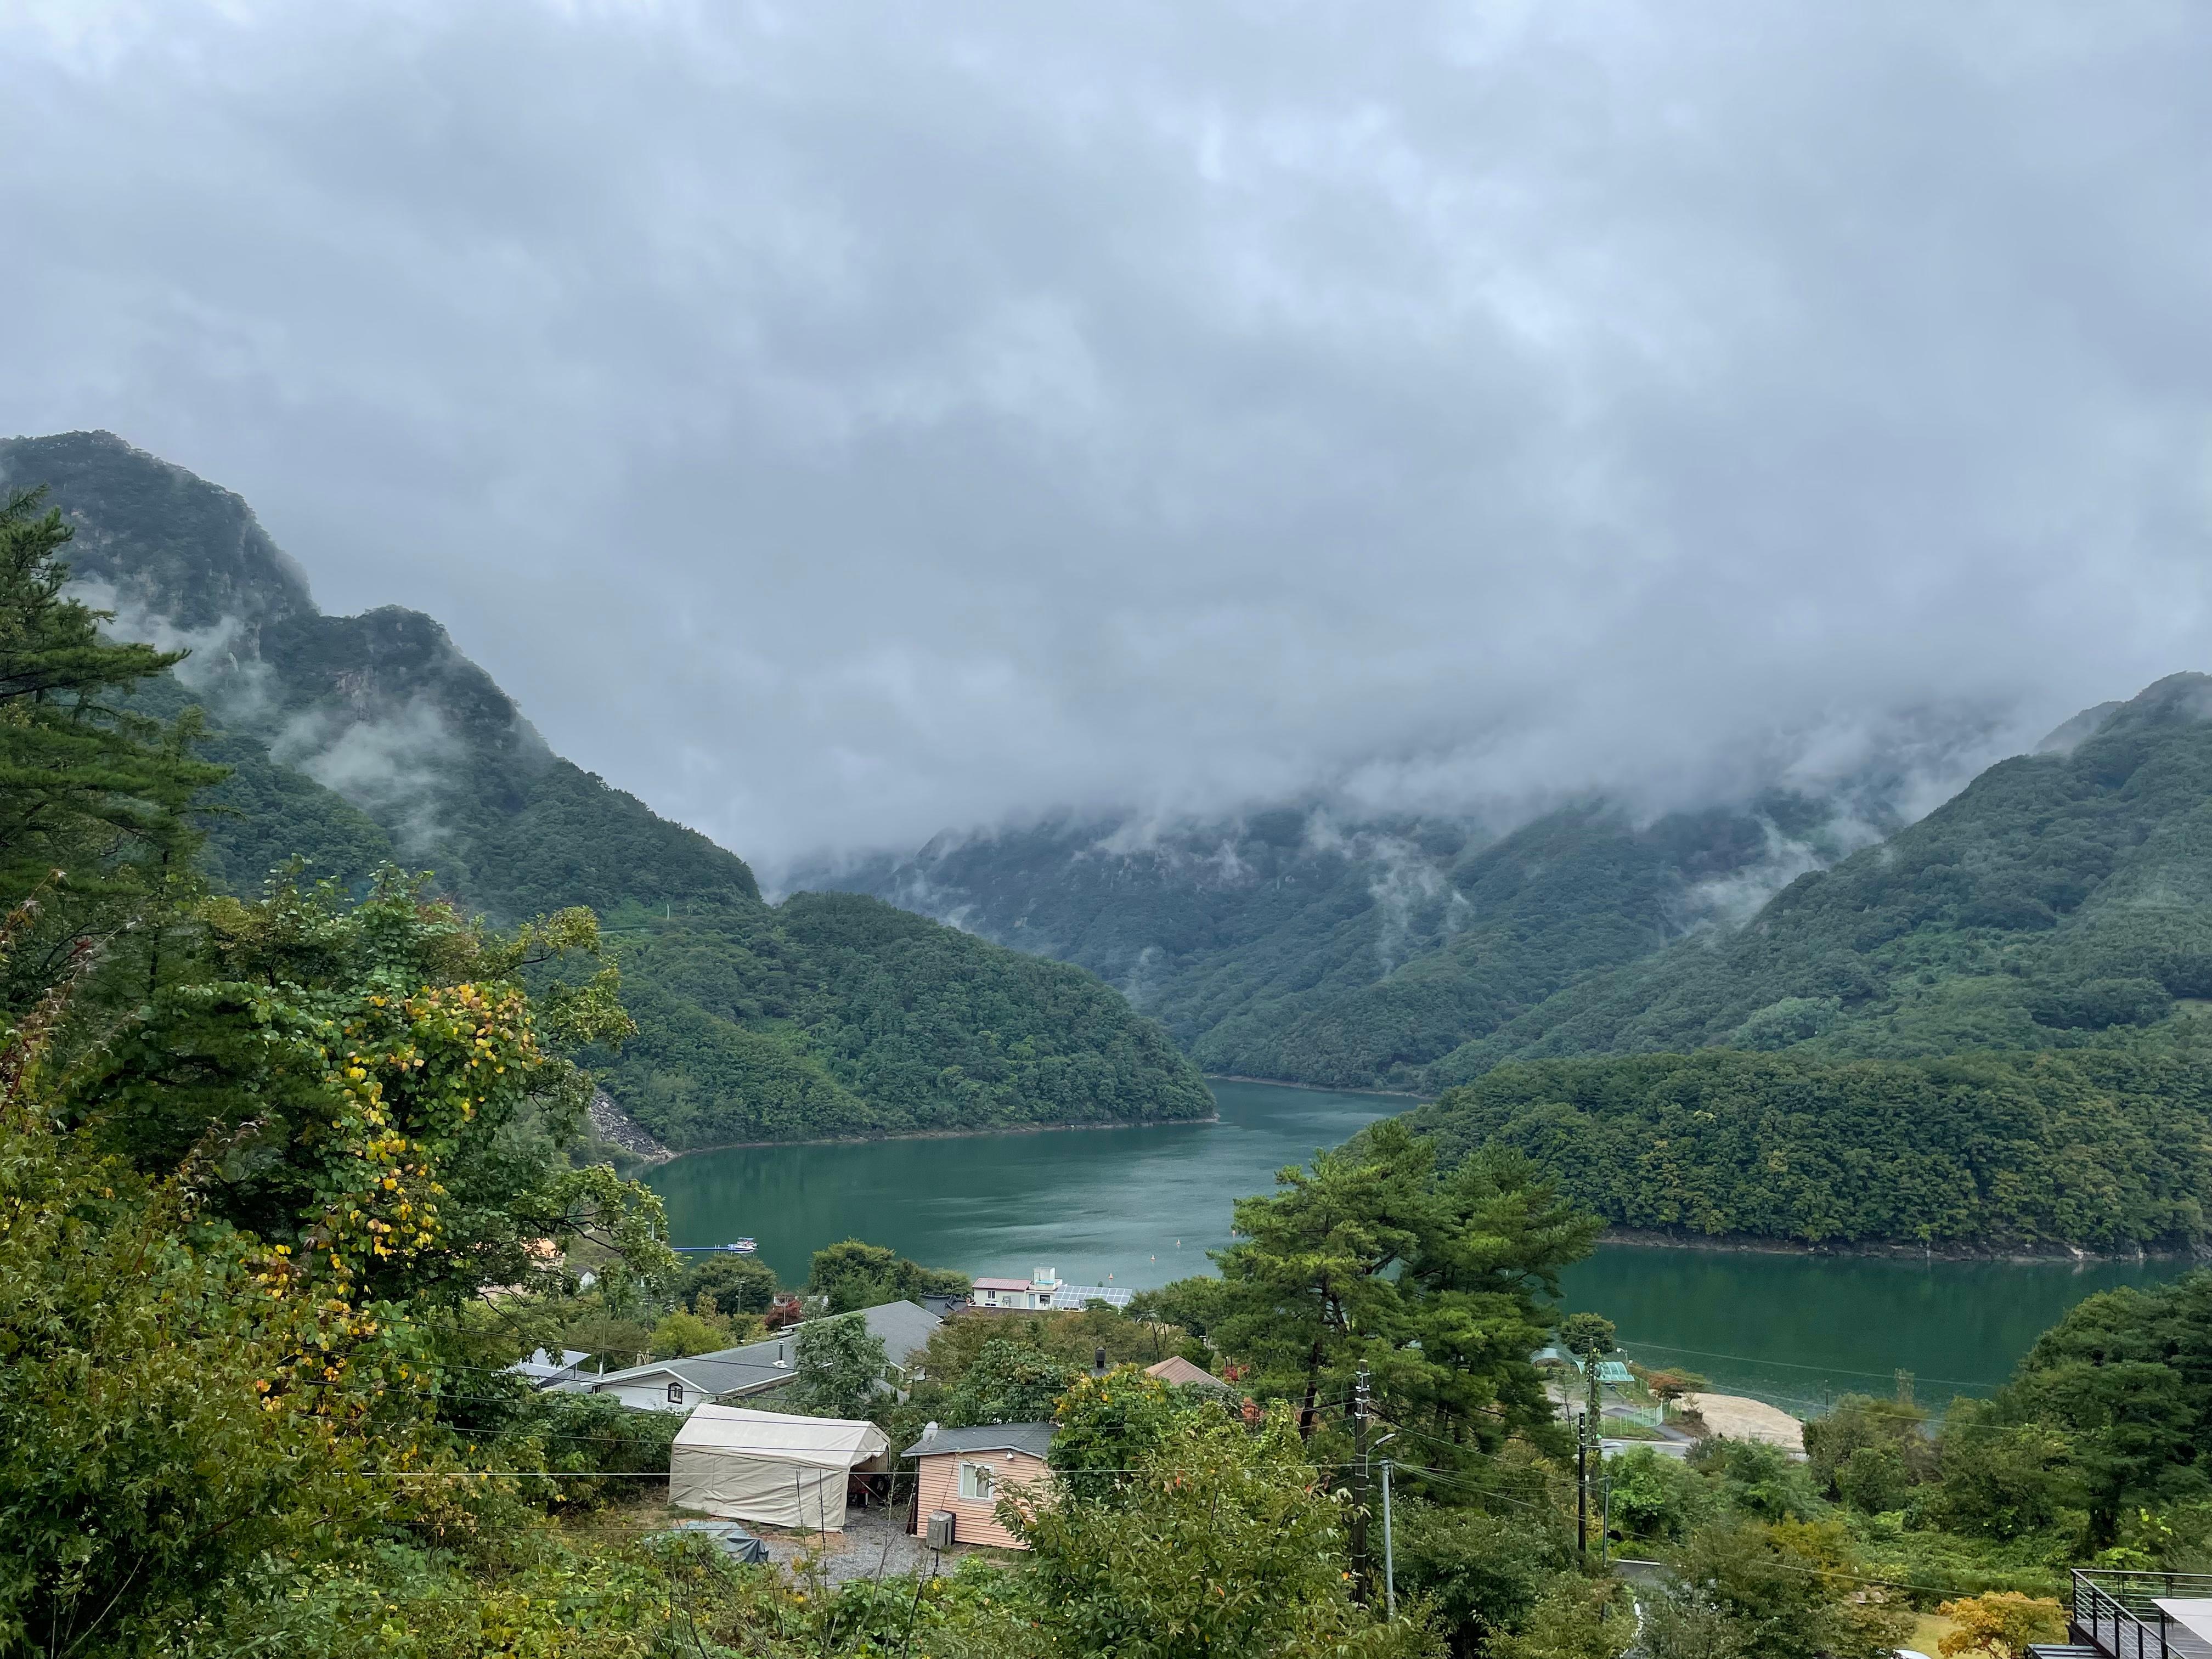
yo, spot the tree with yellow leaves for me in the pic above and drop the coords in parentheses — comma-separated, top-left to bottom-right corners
(1935, 1592, 2067, 1659)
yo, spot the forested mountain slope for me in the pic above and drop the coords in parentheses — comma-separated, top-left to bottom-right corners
(1431, 673, 2212, 1084)
(0, 431, 1212, 1144)
(1402, 1046, 2212, 1251)
(807, 789, 1908, 1091)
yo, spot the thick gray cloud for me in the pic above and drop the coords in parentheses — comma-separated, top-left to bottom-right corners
(4, 0, 2209, 867)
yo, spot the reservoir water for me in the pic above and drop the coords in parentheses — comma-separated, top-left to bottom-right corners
(647, 1079, 2190, 1409)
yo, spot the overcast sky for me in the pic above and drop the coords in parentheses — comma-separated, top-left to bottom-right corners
(4, 1, 2210, 867)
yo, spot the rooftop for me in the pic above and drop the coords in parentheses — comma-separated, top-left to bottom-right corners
(574, 1300, 943, 1397)
(1144, 1355, 1231, 1390)
(903, 1421, 1056, 1460)
(1051, 1285, 1132, 1308)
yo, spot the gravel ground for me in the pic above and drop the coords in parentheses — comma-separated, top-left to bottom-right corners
(751, 1503, 947, 1587)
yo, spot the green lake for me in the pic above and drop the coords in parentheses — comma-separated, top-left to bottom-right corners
(647, 1079, 2190, 1410)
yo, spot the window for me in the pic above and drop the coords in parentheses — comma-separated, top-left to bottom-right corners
(957, 1462, 995, 1502)
(667, 1382, 684, 1404)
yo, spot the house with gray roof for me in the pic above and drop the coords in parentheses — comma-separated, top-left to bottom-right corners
(563, 1300, 943, 1414)
(902, 1421, 1057, 1550)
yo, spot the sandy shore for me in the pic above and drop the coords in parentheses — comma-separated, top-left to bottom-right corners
(1682, 1390, 1805, 1451)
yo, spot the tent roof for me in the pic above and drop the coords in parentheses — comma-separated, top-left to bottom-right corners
(673, 1405, 890, 1469)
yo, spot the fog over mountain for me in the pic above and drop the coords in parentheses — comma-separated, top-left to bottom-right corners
(5, 2, 2210, 867)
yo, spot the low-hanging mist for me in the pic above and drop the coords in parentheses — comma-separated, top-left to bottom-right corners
(4, 2, 2210, 864)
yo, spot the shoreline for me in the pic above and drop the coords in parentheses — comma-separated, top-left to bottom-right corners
(632, 1070, 1417, 1165)
(644, 1111, 1223, 1164)
(1203, 1071, 1430, 1101)
(1598, 1226, 2211, 1265)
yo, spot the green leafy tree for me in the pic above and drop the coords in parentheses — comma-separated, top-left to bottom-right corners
(1606, 1446, 1713, 1543)
(1641, 1519, 1910, 1659)
(74, 868, 669, 1314)
(943, 1339, 1076, 1426)
(652, 1307, 735, 1359)
(1488, 1578, 1633, 1659)
(2006, 1271, 2212, 1545)
(1558, 1313, 1616, 1363)
(786, 1313, 889, 1419)
(1927, 1401, 2080, 1541)
(1047, 1368, 1210, 1506)
(1684, 1438, 1821, 1523)
(806, 1237, 971, 1314)
(0, 919, 413, 1656)
(1207, 1121, 1597, 1459)
(1391, 1498, 1568, 1657)
(680, 1252, 780, 1317)
(1559, 1312, 1616, 1441)
(1803, 1393, 1934, 1506)
(1015, 1404, 1440, 1659)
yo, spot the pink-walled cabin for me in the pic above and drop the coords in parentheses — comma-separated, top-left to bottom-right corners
(902, 1421, 1054, 1550)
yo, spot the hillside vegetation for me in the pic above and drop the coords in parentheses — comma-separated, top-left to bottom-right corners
(0, 431, 1211, 1143)
(1433, 673, 2212, 1084)
(1406, 1046, 2212, 1252)
(594, 892, 1213, 1144)
(815, 791, 1897, 1091)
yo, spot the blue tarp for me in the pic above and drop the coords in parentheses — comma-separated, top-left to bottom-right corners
(648, 1520, 770, 1565)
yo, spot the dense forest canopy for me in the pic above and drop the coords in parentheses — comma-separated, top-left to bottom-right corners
(1406, 1046, 2212, 1251)
(811, 791, 1899, 1092)
(0, 431, 1211, 1143)
(1430, 672, 2212, 1082)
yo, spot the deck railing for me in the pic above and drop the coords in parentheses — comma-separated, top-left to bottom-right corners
(2072, 1569, 2212, 1659)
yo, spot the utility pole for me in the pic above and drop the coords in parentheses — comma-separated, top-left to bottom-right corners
(1576, 1408, 1588, 1564)
(1350, 1364, 1372, 1604)
(1584, 1355, 1604, 1567)
(1380, 1457, 1396, 1620)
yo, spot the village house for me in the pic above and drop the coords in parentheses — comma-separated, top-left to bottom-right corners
(1142, 1354, 1233, 1392)
(538, 1300, 943, 1414)
(967, 1267, 1132, 1311)
(904, 1421, 1054, 1550)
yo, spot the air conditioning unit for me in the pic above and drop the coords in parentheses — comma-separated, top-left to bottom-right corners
(925, 1510, 957, 1549)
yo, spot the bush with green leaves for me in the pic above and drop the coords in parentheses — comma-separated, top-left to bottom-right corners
(1803, 1393, 1936, 1512)
(1014, 1404, 1440, 1659)
(1046, 1367, 1215, 1506)
(1605, 1446, 1713, 1544)
(1389, 1499, 1569, 1656)
(1639, 1519, 1911, 1659)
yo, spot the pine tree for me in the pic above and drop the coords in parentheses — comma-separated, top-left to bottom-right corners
(0, 486, 221, 1010)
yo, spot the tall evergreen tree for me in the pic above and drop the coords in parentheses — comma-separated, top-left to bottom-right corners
(1204, 1119, 1599, 1464)
(0, 486, 220, 1010)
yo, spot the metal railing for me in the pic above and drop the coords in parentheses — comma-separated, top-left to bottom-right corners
(2072, 1570, 2212, 1659)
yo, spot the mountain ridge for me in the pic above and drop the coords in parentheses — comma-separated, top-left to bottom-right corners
(0, 429, 1213, 1144)
(800, 785, 1914, 1090)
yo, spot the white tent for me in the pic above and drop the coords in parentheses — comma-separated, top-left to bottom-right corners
(668, 1406, 890, 1532)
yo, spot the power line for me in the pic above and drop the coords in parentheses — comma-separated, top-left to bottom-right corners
(1616, 1340, 2001, 1391)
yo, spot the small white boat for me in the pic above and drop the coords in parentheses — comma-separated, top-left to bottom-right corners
(732, 1237, 758, 1254)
